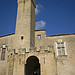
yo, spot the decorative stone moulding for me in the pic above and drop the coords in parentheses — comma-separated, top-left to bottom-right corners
(29, 47, 37, 52)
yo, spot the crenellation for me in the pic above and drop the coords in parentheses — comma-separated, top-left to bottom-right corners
(18, 48, 26, 54)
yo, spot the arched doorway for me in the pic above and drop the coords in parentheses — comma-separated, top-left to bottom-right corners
(25, 56, 40, 75)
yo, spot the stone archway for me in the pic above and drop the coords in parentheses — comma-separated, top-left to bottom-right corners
(25, 56, 40, 75)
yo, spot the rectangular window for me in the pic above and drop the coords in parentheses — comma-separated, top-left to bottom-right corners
(56, 41, 67, 56)
(37, 35, 41, 39)
(1, 48, 6, 60)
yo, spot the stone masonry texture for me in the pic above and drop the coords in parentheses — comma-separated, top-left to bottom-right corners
(0, 0, 75, 75)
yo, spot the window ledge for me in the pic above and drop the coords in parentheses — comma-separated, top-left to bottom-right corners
(0, 60, 5, 62)
(58, 55, 67, 57)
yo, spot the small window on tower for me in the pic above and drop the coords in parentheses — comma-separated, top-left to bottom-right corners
(21, 36, 24, 40)
(37, 35, 41, 39)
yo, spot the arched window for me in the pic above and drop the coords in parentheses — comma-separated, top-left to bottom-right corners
(1, 48, 6, 60)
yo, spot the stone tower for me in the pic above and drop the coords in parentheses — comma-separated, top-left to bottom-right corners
(15, 0, 36, 50)
(0, 0, 75, 75)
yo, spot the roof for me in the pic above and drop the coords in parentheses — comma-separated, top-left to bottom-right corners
(0, 30, 75, 38)
(46, 33, 75, 37)
(35, 30, 75, 37)
(0, 33, 15, 38)
(35, 29, 46, 31)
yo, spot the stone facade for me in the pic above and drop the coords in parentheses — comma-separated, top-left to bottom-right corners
(0, 0, 75, 75)
(35, 30, 75, 75)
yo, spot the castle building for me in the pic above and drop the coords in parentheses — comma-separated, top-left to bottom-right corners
(0, 0, 75, 75)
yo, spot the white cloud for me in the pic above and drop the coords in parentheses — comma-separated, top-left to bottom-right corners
(35, 4, 43, 15)
(35, 4, 45, 30)
(35, 20, 46, 30)
(35, 5, 39, 15)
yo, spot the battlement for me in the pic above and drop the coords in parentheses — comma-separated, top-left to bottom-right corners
(7, 45, 54, 57)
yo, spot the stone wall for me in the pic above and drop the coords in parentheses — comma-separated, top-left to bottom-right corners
(35, 30, 75, 75)
(11, 49, 55, 75)
(0, 34, 15, 75)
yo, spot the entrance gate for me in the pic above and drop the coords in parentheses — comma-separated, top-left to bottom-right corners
(25, 56, 40, 75)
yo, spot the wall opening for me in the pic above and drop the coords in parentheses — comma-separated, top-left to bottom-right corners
(1, 48, 6, 60)
(37, 35, 41, 39)
(21, 36, 24, 40)
(25, 56, 40, 75)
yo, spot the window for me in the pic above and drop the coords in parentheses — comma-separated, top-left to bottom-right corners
(21, 36, 24, 40)
(1, 48, 6, 60)
(37, 35, 41, 39)
(56, 40, 67, 56)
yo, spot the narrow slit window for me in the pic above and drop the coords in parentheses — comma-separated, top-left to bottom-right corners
(1, 48, 6, 60)
(21, 36, 24, 40)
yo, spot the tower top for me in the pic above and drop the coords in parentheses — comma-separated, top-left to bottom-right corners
(17, 0, 25, 3)
(17, 0, 36, 6)
(17, 0, 36, 7)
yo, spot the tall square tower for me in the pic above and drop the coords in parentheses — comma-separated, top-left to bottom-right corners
(15, 0, 36, 50)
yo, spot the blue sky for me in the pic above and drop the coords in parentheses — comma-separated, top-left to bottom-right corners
(0, 0, 75, 36)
